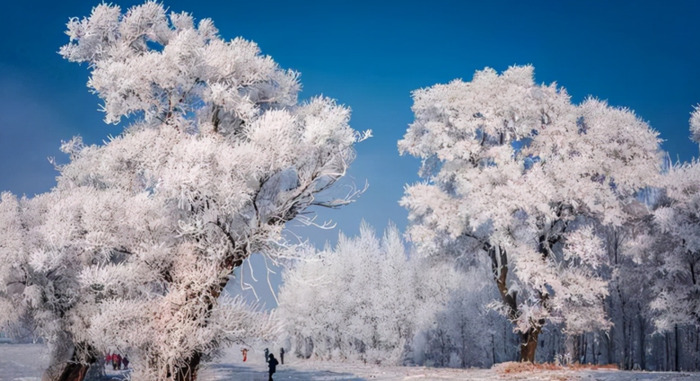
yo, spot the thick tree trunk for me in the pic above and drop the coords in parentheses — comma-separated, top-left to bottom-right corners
(55, 363, 90, 381)
(487, 243, 545, 363)
(520, 327, 541, 363)
(171, 352, 202, 381)
(163, 243, 243, 381)
(42, 338, 96, 381)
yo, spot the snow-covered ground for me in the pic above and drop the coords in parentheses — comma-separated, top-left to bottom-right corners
(0, 343, 49, 381)
(2, 344, 699, 381)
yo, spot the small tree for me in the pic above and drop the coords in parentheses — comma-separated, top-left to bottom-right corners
(398, 66, 662, 362)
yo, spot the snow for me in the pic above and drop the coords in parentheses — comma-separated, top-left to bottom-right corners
(199, 347, 700, 381)
(1, 344, 698, 381)
(0, 344, 49, 380)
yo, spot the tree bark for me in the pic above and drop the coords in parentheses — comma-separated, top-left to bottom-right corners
(639, 311, 646, 370)
(165, 241, 244, 381)
(520, 327, 541, 363)
(42, 339, 96, 381)
(487, 243, 545, 363)
(675, 325, 680, 372)
(55, 363, 90, 381)
(171, 352, 202, 381)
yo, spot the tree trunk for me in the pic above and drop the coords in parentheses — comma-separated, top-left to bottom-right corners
(520, 327, 541, 363)
(161, 238, 245, 381)
(42, 339, 95, 381)
(171, 352, 202, 381)
(487, 243, 547, 363)
(666, 332, 671, 371)
(639, 312, 646, 370)
(491, 334, 496, 366)
(675, 325, 680, 372)
(55, 363, 90, 381)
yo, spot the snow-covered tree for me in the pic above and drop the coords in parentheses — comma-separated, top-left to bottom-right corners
(0, 193, 29, 333)
(398, 66, 662, 362)
(277, 223, 458, 365)
(415, 264, 507, 368)
(1, 2, 366, 380)
(0, 191, 97, 380)
(650, 108, 700, 332)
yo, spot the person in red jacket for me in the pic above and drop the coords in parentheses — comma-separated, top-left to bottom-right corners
(105, 353, 112, 371)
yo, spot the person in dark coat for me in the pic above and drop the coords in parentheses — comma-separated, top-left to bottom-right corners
(279, 347, 284, 364)
(264, 347, 269, 362)
(122, 355, 129, 370)
(267, 353, 278, 381)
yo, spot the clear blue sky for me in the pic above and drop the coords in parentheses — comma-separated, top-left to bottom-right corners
(2, 0, 700, 285)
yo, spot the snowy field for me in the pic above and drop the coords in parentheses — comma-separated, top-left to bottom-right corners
(1, 344, 699, 381)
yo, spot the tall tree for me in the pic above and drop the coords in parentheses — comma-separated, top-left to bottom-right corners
(650, 107, 700, 332)
(1, 2, 366, 380)
(398, 66, 662, 362)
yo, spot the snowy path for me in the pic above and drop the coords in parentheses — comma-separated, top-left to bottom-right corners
(199, 362, 363, 381)
(199, 361, 700, 381)
(199, 355, 700, 381)
(1, 344, 699, 381)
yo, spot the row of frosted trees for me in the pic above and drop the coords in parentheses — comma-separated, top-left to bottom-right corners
(1, 2, 699, 381)
(278, 221, 700, 371)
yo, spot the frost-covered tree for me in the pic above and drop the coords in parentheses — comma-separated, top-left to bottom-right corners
(415, 264, 508, 368)
(0, 193, 29, 333)
(277, 224, 458, 365)
(398, 66, 662, 362)
(1, 186, 176, 380)
(600, 222, 657, 370)
(0, 191, 97, 380)
(1, 2, 366, 380)
(651, 108, 700, 332)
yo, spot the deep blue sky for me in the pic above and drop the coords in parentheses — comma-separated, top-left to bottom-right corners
(2, 1, 700, 298)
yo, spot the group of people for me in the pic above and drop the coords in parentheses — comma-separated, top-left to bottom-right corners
(104, 352, 129, 370)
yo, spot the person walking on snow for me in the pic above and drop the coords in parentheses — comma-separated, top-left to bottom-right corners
(267, 353, 279, 381)
(280, 347, 285, 365)
(264, 347, 269, 363)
